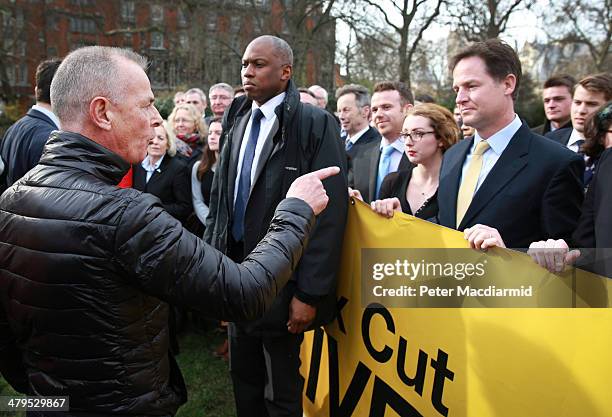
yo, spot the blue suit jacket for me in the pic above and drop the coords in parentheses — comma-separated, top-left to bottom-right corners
(0, 108, 58, 188)
(437, 123, 585, 248)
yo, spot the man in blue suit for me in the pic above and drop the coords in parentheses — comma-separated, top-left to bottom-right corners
(1, 59, 62, 192)
(437, 39, 584, 249)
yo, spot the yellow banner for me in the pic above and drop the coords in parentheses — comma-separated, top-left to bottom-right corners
(300, 199, 612, 417)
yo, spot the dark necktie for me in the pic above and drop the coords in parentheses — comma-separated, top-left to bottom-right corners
(575, 139, 585, 154)
(232, 108, 264, 242)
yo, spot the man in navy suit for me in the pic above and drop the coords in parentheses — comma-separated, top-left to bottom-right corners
(545, 73, 612, 153)
(437, 39, 584, 249)
(335, 83, 380, 159)
(348, 81, 413, 203)
(0, 58, 62, 191)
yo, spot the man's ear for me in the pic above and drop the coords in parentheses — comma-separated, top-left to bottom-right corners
(281, 64, 292, 82)
(402, 103, 414, 114)
(89, 97, 113, 131)
(503, 74, 517, 97)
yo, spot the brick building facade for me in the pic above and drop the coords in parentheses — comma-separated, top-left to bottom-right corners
(0, 0, 336, 108)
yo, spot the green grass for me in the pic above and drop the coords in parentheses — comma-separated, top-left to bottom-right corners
(0, 328, 235, 417)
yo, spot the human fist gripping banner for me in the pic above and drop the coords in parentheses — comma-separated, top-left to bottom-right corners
(300, 199, 612, 417)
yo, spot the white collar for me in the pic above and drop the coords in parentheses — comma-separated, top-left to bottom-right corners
(347, 126, 370, 144)
(568, 128, 585, 146)
(380, 136, 404, 153)
(252, 92, 286, 121)
(32, 104, 61, 129)
(141, 154, 165, 172)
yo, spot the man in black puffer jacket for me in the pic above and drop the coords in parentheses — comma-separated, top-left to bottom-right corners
(0, 46, 339, 416)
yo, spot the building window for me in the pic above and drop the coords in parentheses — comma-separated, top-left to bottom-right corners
(121, 0, 135, 24)
(151, 5, 164, 24)
(207, 12, 217, 31)
(15, 9, 24, 28)
(69, 17, 97, 34)
(230, 15, 241, 32)
(17, 39, 26, 56)
(179, 32, 189, 50)
(47, 46, 57, 57)
(124, 33, 133, 49)
(151, 31, 164, 49)
(177, 7, 188, 27)
(18, 63, 28, 86)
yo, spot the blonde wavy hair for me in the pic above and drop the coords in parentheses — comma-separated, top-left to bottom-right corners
(167, 103, 208, 138)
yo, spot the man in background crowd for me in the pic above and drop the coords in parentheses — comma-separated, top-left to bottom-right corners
(0, 58, 61, 192)
(309, 84, 328, 109)
(546, 73, 612, 153)
(206, 82, 234, 124)
(348, 81, 413, 203)
(336, 83, 380, 158)
(532, 74, 575, 136)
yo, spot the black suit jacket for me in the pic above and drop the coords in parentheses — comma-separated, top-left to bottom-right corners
(545, 127, 573, 147)
(437, 123, 584, 248)
(532, 119, 572, 136)
(348, 138, 411, 203)
(133, 155, 192, 223)
(346, 126, 381, 160)
(0, 108, 57, 189)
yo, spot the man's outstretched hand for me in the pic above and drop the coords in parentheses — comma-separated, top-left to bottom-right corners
(286, 166, 340, 215)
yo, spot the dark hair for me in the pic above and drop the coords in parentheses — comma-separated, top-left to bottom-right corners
(36, 58, 62, 103)
(415, 93, 435, 104)
(450, 39, 522, 100)
(583, 101, 612, 159)
(373, 81, 414, 106)
(197, 116, 222, 180)
(543, 74, 576, 93)
(577, 73, 612, 102)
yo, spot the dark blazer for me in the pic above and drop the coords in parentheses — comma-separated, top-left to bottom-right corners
(437, 123, 584, 248)
(133, 155, 192, 223)
(573, 148, 612, 277)
(346, 125, 381, 160)
(0, 108, 57, 189)
(545, 127, 573, 147)
(379, 168, 438, 220)
(532, 119, 572, 136)
(348, 139, 411, 203)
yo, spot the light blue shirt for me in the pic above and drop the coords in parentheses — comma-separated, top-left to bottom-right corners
(459, 115, 522, 193)
(141, 154, 164, 183)
(379, 136, 405, 174)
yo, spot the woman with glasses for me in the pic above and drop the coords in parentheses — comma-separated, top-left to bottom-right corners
(167, 103, 208, 160)
(371, 103, 460, 219)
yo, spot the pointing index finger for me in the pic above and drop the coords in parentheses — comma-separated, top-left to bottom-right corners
(310, 166, 340, 181)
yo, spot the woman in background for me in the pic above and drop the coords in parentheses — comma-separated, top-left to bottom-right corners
(370, 103, 460, 220)
(168, 103, 208, 161)
(133, 122, 191, 223)
(188, 117, 222, 235)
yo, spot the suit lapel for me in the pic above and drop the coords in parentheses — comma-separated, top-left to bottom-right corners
(368, 144, 381, 201)
(252, 117, 280, 189)
(227, 111, 251, 208)
(146, 156, 169, 189)
(439, 137, 473, 226)
(459, 125, 530, 229)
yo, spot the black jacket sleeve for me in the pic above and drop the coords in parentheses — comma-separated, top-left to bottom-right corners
(0, 305, 28, 393)
(114, 195, 315, 321)
(293, 112, 348, 304)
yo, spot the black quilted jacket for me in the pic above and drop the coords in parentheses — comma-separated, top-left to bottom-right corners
(0, 131, 314, 416)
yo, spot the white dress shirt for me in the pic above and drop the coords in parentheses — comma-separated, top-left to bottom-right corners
(234, 92, 286, 205)
(567, 129, 585, 153)
(346, 126, 370, 146)
(32, 104, 61, 129)
(141, 154, 164, 183)
(460, 115, 522, 193)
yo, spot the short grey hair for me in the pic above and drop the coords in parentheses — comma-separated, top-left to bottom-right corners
(209, 83, 234, 98)
(50, 46, 147, 124)
(251, 35, 293, 66)
(335, 84, 370, 108)
(309, 85, 328, 104)
(184, 87, 207, 104)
